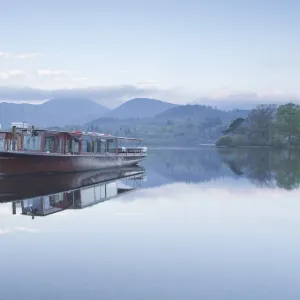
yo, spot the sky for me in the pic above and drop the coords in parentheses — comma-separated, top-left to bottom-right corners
(1, 0, 300, 108)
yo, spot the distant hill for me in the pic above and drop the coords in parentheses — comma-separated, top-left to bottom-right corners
(83, 104, 251, 146)
(0, 97, 109, 128)
(105, 98, 177, 119)
(156, 104, 249, 121)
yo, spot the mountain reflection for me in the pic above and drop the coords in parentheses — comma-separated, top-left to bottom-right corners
(218, 148, 300, 190)
(5, 166, 146, 218)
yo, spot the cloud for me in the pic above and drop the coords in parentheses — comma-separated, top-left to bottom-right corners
(118, 69, 130, 73)
(192, 92, 300, 110)
(0, 52, 10, 58)
(0, 226, 41, 235)
(0, 70, 26, 80)
(15, 53, 40, 59)
(0, 73, 9, 80)
(0, 52, 41, 59)
(137, 80, 157, 86)
(37, 69, 68, 76)
(0, 84, 184, 108)
(0, 85, 299, 109)
(14, 226, 41, 233)
(72, 77, 89, 82)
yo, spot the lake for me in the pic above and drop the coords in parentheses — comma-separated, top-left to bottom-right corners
(1, 148, 300, 300)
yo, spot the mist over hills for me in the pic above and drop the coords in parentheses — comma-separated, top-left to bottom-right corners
(0, 97, 178, 128)
(0, 97, 109, 128)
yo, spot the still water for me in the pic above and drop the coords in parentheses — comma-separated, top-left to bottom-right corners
(1, 148, 300, 300)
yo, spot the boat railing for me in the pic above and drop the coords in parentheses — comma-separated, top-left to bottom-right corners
(117, 147, 147, 156)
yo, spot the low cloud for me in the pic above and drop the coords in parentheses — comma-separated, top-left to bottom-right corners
(193, 92, 300, 110)
(0, 52, 41, 59)
(0, 85, 299, 109)
(0, 52, 10, 58)
(0, 70, 26, 80)
(0, 85, 185, 108)
(37, 69, 68, 76)
(0, 226, 41, 235)
(137, 80, 157, 86)
(72, 77, 89, 82)
(15, 52, 40, 59)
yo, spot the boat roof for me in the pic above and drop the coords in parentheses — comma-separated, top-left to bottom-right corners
(0, 128, 143, 141)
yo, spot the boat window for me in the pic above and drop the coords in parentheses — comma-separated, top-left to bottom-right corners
(23, 135, 41, 151)
(0, 138, 4, 150)
(57, 137, 63, 153)
(44, 136, 56, 152)
(82, 135, 94, 153)
(17, 135, 22, 151)
(66, 138, 79, 154)
(96, 139, 101, 152)
(106, 138, 117, 153)
(95, 138, 105, 153)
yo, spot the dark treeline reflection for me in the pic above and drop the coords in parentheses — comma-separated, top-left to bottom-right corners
(218, 148, 300, 190)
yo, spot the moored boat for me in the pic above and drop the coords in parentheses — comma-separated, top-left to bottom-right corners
(0, 122, 147, 176)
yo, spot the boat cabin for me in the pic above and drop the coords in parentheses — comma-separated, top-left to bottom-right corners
(0, 128, 145, 155)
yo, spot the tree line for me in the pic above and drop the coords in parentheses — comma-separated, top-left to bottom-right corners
(216, 102, 300, 147)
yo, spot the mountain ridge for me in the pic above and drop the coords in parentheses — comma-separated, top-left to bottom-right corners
(104, 98, 177, 119)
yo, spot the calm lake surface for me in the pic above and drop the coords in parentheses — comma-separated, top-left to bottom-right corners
(1, 148, 300, 300)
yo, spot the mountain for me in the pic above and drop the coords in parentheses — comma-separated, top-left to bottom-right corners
(105, 98, 177, 119)
(0, 98, 109, 128)
(84, 104, 251, 146)
(155, 104, 249, 121)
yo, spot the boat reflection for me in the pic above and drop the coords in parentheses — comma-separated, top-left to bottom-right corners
(4, 166, 146, 218)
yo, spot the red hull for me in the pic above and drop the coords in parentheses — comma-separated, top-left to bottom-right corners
(0, 151, 146, 175)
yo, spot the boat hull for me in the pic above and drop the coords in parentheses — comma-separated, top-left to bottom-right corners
(0, 151, 146, 176)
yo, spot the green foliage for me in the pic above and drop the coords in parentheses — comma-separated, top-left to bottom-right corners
(219, 103, 300, 148)
(246, 104, 276, 143)
(57, 102, 300, 148)
(216, 136, 233, 147)
(275, 103, 300, 145)
(79, 105, 248, 146)
(222, 118, 245, 134)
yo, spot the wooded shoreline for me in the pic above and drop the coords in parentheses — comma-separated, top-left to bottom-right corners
(216, 102, 300, 148)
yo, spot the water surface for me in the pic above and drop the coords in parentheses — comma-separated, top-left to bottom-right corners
(1, 148, 300, 300)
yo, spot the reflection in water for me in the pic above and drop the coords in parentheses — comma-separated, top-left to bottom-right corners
(143, 148, 234, 185)
(3, 167, 146, 218)
(2, 148, 300, 299)
(144, 148, 300, 190)
(218, 148, 300, 190)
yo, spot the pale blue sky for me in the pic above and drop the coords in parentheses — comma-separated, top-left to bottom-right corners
(1, 0, 300, 106)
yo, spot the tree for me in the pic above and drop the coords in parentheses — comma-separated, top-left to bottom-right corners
(222, 118, 245, 135)
(276, 103, 300, 145)
(246, 104, 276, 143)
(216, 135, 233, 147)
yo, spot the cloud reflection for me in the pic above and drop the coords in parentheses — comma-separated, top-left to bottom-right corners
(0, 226, 41, 235)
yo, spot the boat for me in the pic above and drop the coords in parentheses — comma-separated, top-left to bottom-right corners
(0, 122, 147, 176)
